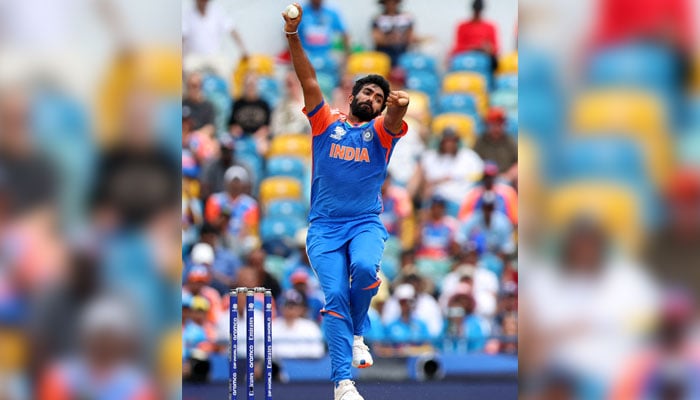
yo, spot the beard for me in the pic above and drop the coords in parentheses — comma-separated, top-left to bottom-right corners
(350, 98, 380, 122)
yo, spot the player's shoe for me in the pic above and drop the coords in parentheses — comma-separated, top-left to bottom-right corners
(352, 336, 373, 369)
(334, 380, 364, 400)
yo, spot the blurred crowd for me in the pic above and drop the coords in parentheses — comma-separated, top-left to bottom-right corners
(181, 0, 519, 380)
(518, 0, 700, 398)
(0, 1, 181, 399)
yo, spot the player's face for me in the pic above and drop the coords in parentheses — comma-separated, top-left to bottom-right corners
(349, 84, 385, 122)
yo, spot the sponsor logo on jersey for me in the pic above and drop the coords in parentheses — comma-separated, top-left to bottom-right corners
(330, 125, 347, 140)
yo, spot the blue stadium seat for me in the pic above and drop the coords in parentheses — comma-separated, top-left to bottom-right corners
(398, 52, 438, 75)
(586, 43, 677, 90)
(490, 90, 518, 114)
(266, 156, 307, 182)
(450, 51, 492, 73)
(438, 93, 478, 116)
(495, 74, 518, 91)
(258, 77, 281, 108)
(266, 199, 307, 219)
(310, 54, 339, 77)
(260, 216, 306, 242)
(553, 136, 661, 227)
(406, 71, 440, 97)
(202, 74, 232, 134)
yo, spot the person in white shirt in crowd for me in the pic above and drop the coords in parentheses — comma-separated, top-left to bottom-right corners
(270, 70, 312, 136)
(414, 127, 484, 208)
(182, 0, 248, 59)
(272, 289, 325, 359)
(440, 241, 499, 318)
(382, 274, 443, 339)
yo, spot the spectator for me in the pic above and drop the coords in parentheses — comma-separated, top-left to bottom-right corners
(298, 0, 351, 58)
(458, 160, 518, 224)
(183, 72, 216, 135)
(189, 295, 218, 352)
(283, 229, 318, 289)
(415, 195, 459, 260)
(372, 0, 416, 67)
(457, 192, 514, 275)
(204, 166, 259, 258)
(272, 289, 325, 358)
(183, 265, 222, 325)
(236, 248, 282, 299)
(190, 235, 241, 295)
(441, 253, 499, 319)
(384, 284, 432, 345)
(380, 174, 413, 240)
(473, 108, 517, 174)
(228, 74, 272, 140)
(443, 289, 491, 352)
(416, 128, 484, 207)
(449, 0, 499, 64)
(289, 269, 325, 322)
(383, 274, 443, 338)
(182, 0, 248, 58)
(199, 137, 245, 200)
(270, 71, 311, 136)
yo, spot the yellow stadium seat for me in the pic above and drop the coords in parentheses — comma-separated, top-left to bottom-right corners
(232, 54, 276, 97)
(347, 51, 392, 78)
(97, 47, 181, 145)
(259, 177, 303, 205)
(0, 329, 26, 370)
(498, 52, 518, 74)
(159, 328, 182, 383)
(405, 90, 431, 126)
(431, 113, 477, 147)
(268, 134, 312, 159)
(443, 72, 487, 95)
(547, 182, 643, 252)
(570, 89, 671, 187)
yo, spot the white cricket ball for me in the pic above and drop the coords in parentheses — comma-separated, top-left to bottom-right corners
(285, 4, 300, 19)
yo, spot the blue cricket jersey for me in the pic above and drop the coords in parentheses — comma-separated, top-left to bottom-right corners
(304, 101, 407, 222)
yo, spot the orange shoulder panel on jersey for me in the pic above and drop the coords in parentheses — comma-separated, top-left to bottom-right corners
(374, 116, 408, 160)
(303, 101, 339, 137)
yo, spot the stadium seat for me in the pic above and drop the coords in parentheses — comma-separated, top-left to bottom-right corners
(490, 90, 518, 114)
(586, 43, 677, 90)
(497, 52, 518, 74)
(266, 156, 307, 182)
(264, 254, 288, 282)
(265, 199, 307, 220)
(231, 54, 276, 97)
(347, 51, 392, 78)
(570, 89, 672, 187)
(258, 76, 281, 108)
(438, 93, 478, 116)
(406, 70, 440, 99)
(442, 72, 488, 114)
(404, 90, 432, 126)
(202, 74, 232, 133)
(450, 51, 492, 74)
(268, 134, 312, 159)
(317, 72, 338, 100)
(416, 258, 452, 288)
(260, 216, 306, 242)
(431, 113, 477, 147)
(443, 72, 487, 94)
(259, 177, 303, 205)
(310, 54, 339, 77)
(495, 74, 518, 91)
(547, 182, 643, 252)
(398, 52, 438, 75)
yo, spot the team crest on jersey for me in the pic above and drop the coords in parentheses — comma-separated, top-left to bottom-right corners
(362, 130, 373, 142)
(330, 126, 347, 140)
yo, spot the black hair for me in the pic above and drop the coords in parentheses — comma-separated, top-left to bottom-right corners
(472, 0, 484, 14)
(199, 223, 219, 236)
(351, 74, 391, 112)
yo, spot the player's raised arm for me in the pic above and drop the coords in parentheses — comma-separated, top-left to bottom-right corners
(384, 90, 410, 134)
(282, 4, 323, 112)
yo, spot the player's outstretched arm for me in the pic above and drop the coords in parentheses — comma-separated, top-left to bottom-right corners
(282, 4, 323, 112)
(384, 91, 410, 134)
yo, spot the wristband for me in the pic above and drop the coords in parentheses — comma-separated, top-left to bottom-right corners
(285, 30, 298, 35)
